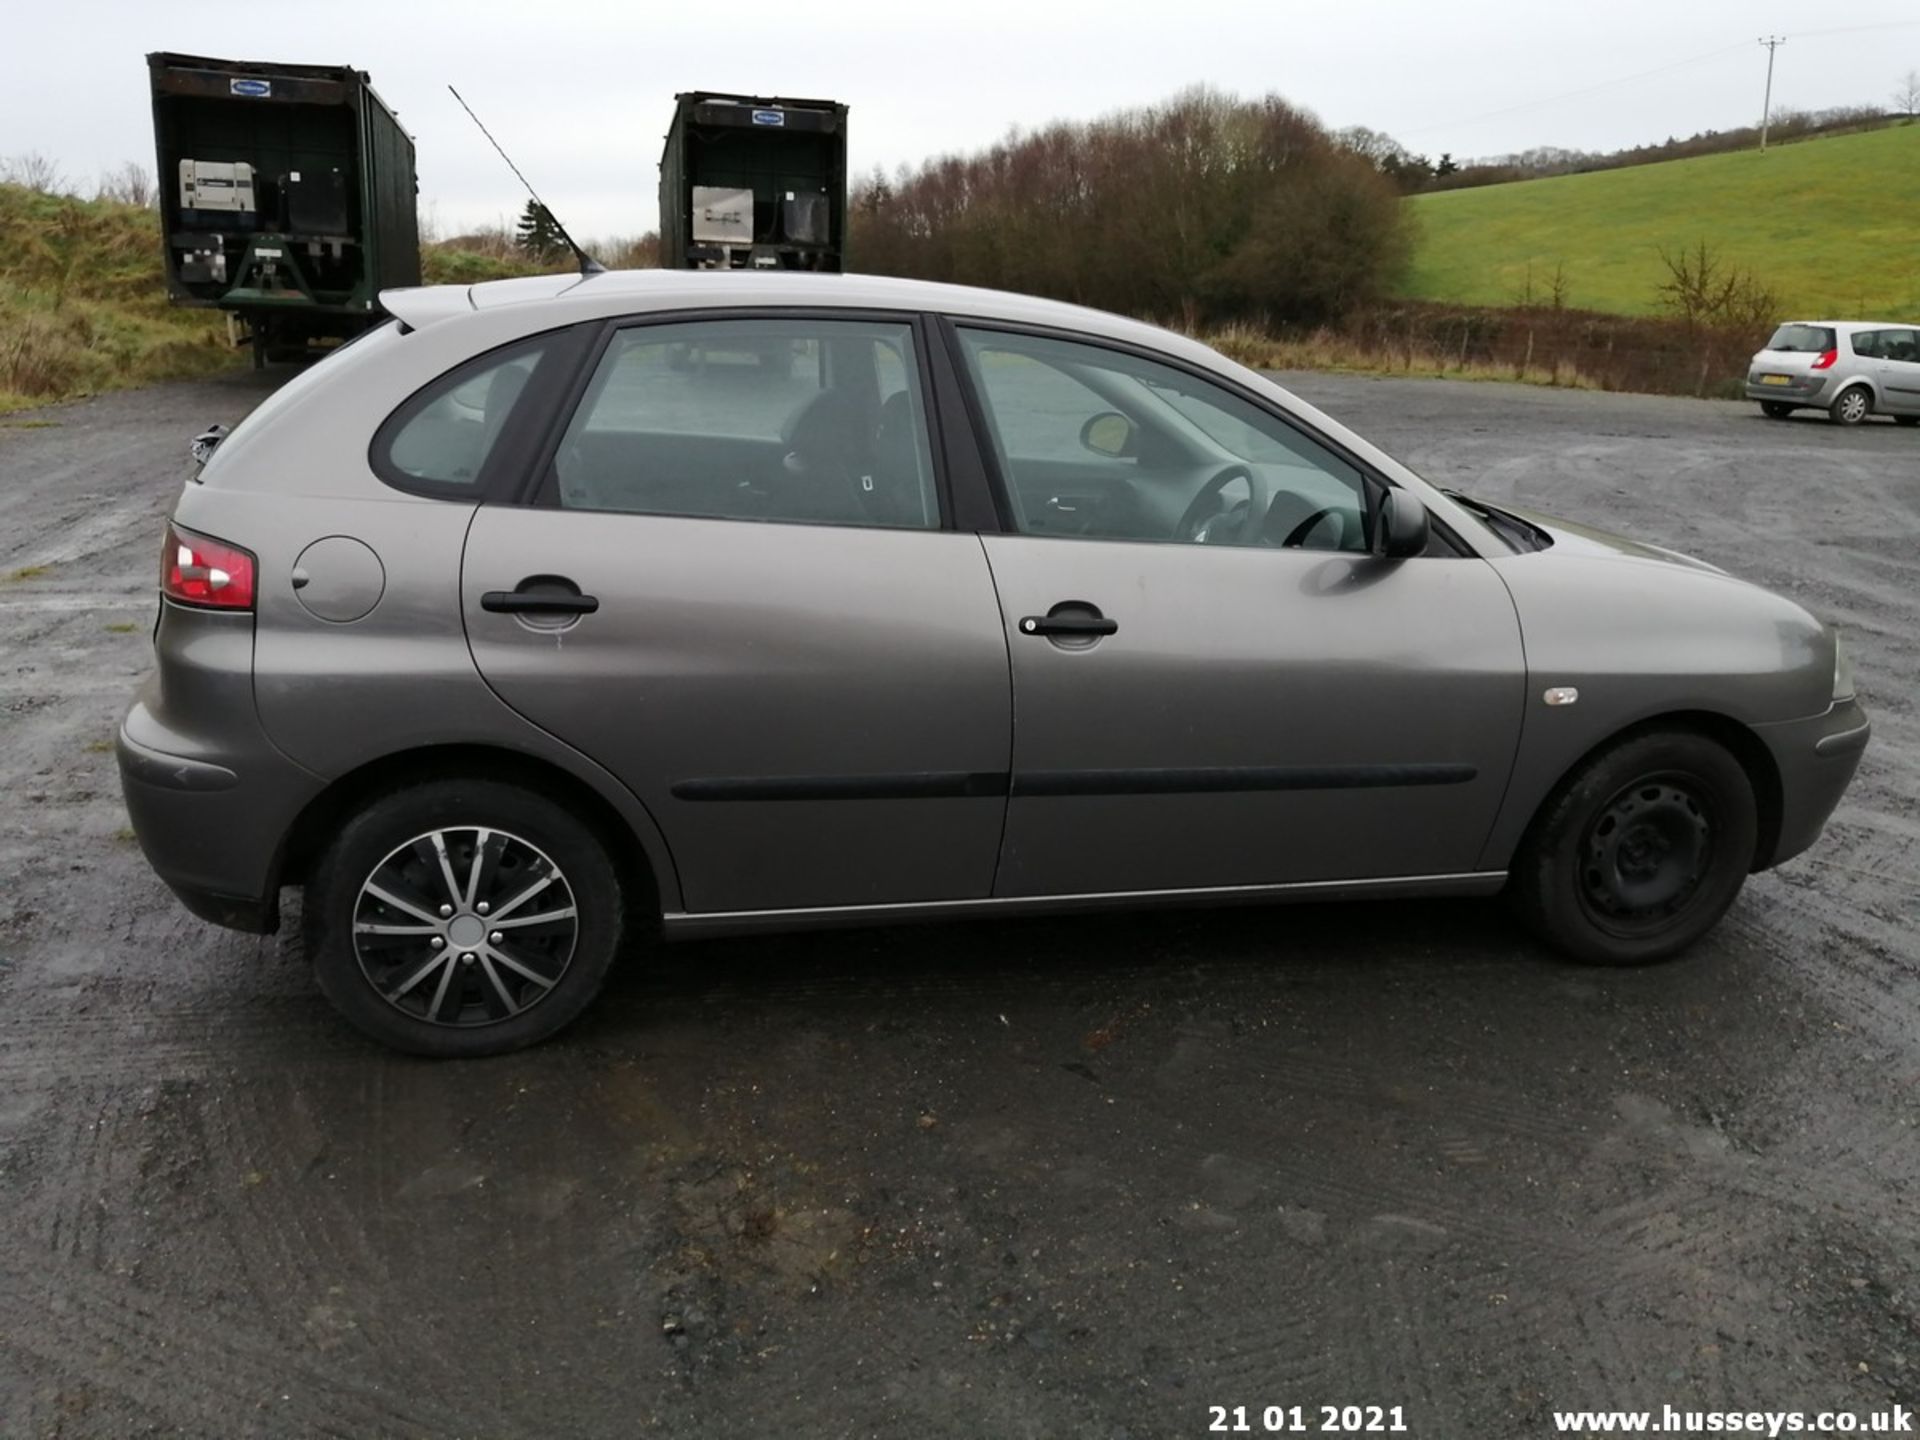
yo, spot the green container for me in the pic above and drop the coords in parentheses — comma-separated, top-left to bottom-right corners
(148, 51, 420, 359)
(659, 91, 848, 272)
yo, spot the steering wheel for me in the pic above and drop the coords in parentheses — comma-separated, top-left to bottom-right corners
(1176, 464, 1268, 545)
(1279, 506, 1348, 550)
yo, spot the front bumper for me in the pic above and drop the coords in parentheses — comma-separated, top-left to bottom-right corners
(1751, 697, 1870, 870)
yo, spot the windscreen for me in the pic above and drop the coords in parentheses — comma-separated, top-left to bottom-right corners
(1765, 324, 1835, 354)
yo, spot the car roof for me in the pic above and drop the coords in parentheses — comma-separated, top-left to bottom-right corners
(382, 269, 1187, 352)
(1780, 318, 1914, 332)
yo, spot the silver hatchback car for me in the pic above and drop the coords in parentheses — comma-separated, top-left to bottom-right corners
(119, 272, 1869, 1055)
(1747, 319, 1920, 425)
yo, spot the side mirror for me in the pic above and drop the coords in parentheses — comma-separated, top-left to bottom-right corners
(1079, 411, 1137, 459)
(1372, 490, 1430, 558)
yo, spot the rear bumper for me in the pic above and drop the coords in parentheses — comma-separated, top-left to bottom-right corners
(1751, 697, 1870, 869)
(1745, 375, 1830, 404)
(117, 687, 323, 936)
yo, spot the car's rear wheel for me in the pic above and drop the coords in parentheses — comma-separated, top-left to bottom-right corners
(1759, 401, 1792, 419)
(1828, 386, 1871, 426)
(306, 779, 625, 1056)
(1508, 729, 1757, 966)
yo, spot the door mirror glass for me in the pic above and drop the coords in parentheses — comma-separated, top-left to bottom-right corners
(1373, 490, 1431, 558)
(1079, 411, 1136, 458)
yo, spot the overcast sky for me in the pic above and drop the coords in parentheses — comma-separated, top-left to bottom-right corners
(7, 0, 1920, 240)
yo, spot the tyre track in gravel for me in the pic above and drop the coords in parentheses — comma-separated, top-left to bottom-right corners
(0, 1260, 494, 1438)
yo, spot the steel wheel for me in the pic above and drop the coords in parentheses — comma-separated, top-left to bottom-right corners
(1830, 387, 1870, 425)
(1576, 775, 1713, 936)
(1508, 729, 1756, 966)
(352, 826, 580, 1028)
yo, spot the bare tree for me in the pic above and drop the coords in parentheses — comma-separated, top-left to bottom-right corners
(1895, 69, 1920, 118)
(95, 161, 154, 208)
(1, 151, 67, 193)
(1655, 240, 1779, 393)
(1666, 241, 1781, 328)
(1657, 241, 1745, 329)
(1511, 261, 1538, 310)
(1546, 261, 1572, 312)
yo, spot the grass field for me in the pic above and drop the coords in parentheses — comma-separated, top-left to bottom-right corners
(0, 184, 238, 413)
(1401, 123, 1920, 320)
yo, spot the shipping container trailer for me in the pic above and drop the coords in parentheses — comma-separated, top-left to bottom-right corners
(148, 51, 419, 365)
(659, 92, 848, 271)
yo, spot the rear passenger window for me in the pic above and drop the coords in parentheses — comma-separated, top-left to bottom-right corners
(1851, 331, 1884, 359)
(551, 319, 939, 530)
(381, 340, 549, 488)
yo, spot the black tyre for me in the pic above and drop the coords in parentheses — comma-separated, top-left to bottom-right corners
(1759, 401, 1792, 419)
(1828, 386, 1871, 426)
(1895, 415, 1919, 428)
(306, 779, 625, 1056)
(1508, 729, 1757, 966)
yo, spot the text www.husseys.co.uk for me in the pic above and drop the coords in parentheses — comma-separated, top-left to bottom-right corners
(1551, 1406, 1912, 1435)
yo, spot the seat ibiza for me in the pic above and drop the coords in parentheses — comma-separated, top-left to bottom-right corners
(118, 272, 1869, 1055)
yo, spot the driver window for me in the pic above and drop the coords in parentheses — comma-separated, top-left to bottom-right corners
(957, 327, 1372, 552)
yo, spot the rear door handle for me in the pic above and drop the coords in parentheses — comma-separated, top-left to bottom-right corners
(481, 587, 599, 615)
(1019, 614, 1117, 637)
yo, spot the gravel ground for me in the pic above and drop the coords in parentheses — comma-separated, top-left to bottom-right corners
(0, 369, 1916, 1438)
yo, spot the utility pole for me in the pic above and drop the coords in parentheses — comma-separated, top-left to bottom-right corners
(1758, 36, 1786, 151)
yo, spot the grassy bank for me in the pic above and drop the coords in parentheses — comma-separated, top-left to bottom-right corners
(1202, 321, 1603, 390)
(420, 229, 657, 285)
(0, 183, 239, 414)
(1402, 123, 1920, 319)
(0, 200, 660, 412)
(1201, 298, 1772, 400)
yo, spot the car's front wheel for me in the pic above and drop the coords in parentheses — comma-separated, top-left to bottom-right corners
(1508, 729, 1757, 966)
(1828, 386, 1871, 426)
(1759, 401, 1792, 419)
(1895, 416, 1919, 428)
(306, 779, 626, 1056)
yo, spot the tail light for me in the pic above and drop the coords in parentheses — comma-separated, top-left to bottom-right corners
(1812, 348, 1839, 370)
(161, 522, 255, 610)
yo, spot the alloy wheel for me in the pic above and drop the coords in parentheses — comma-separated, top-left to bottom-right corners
(352, 826, 580, 1028)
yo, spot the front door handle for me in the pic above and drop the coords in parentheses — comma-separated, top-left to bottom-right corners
(481, 581, 599, 615)
(1019, 613, 1117, 638)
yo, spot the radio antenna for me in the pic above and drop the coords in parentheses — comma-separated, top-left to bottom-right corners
(447, 85, 604, 276)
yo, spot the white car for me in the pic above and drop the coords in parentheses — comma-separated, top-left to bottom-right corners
(1746, 320, 1920, 426)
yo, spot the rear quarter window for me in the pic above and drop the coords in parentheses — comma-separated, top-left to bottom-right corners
(371, 337, 553, 496)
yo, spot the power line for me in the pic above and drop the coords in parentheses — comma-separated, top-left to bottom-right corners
(1398, 42, 1751, 137)
(1400, 18, 1920, 141)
